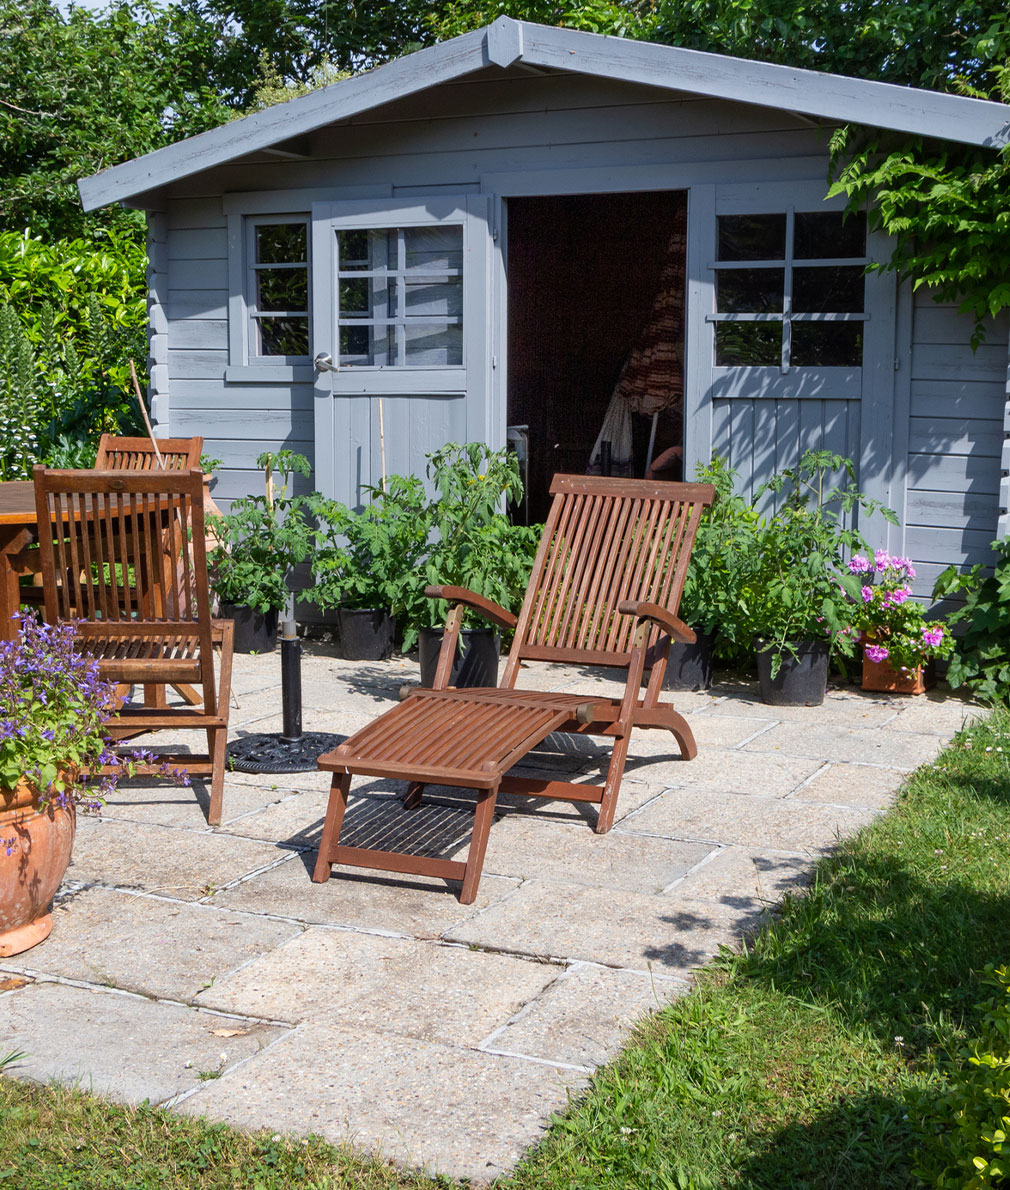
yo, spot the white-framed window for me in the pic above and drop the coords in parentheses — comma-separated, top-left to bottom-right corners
(335, 224, 464, 369)
(226, 206, 313, 382)
(246, 216, 310, 361)
(710, 209, 868, 373)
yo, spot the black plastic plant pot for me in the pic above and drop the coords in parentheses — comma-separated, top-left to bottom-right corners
(338, 607, 396, 661)
(755, 639, 830, 706)
(664, 630, 715, 692)
(220, 603, 278, 654)
(418, 626, 500, 688)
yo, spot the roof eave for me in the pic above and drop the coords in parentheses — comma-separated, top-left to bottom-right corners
(78, 17, 1010, 212)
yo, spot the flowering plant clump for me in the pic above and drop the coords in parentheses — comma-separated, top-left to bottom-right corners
(847, 550, 954, 671)
(1, 614, 188, 852)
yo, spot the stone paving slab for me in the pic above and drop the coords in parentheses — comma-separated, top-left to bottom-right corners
(195, 927, 558, 1046)
(452, 813, 714, 892)
(624, 747, 824, 796)
(670, 845, 814, 906)
(68, 818, 285, 900)
(444, 879, 763, 975)
(744, 720, 946, 769)
(482, 962, 690, 1069)
(623, 786, 877, 851)
(797, 761, 910, 808)
(97, 778, 287, 831)
(0, 887, 300, 1003)
(211, 848, 520, 936)
(179, 1020, 582, 1182)
(1, 980, 286, 1105)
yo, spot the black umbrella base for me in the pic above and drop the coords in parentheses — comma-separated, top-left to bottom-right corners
(227, 732, 346, 774)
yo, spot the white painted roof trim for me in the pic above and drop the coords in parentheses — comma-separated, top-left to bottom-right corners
(79, 16, 1010, 212)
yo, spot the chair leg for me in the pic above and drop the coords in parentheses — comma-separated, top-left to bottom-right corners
(313, 772, 351, 883)
(403, 781, 425, 809)
(649, 705, 699, 762)
(596, 732, 632, 834)
(460, 785, 498, 905)
(207, 726, 227, 826)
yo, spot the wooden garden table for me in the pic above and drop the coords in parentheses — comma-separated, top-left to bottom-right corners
(0, 482, 37, 642)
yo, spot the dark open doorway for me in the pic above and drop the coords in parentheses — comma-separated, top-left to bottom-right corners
(506, 191, 688, 524)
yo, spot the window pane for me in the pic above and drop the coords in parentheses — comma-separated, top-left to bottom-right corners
(339, 324, 394, 366)
(256, 223, 306, 264)
(793, 266, 865, 313)
(404, 323, 462, 366)
(257, 268, 308, 312)
(257, 316, 309, 356)
(717, 214, 786, 261)
(339, 276, 392, 318)
(715, 322, 782, 366)
(404, 226, 463, 272)
(338, 229, 396, 272)
(717, 268, 784, 313)
(794, 211, 866, 259)
(403, 277, 462, 318)
(791, 322, 862, 366)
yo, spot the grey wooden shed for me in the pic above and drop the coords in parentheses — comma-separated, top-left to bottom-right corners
(79, 17, 1010, 591)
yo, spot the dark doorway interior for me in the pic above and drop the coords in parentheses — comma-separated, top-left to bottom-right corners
(506, 191, 687, 524)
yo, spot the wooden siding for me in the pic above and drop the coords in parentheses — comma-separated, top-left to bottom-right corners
(903, 296, 1009, 593)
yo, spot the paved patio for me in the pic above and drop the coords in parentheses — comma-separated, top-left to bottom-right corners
(1, 646, 974, 1181)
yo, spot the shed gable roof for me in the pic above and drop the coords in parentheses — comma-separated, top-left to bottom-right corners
(78, 17, 1010, 212)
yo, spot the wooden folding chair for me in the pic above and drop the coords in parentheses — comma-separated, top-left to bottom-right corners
(94, 434, 203, 472)
(314, 474, 715, 903)
(19, 436, 204, 613)
(33, 466, 234, 825)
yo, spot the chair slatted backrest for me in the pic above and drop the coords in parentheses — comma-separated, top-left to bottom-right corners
(94, 434, 203, 472)
(503, 475, 715, 679)
(34, 468, 213, 655)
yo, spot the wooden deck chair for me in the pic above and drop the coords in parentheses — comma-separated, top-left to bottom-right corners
(314, 474, 715, 903)
(33, 466, 234, 825)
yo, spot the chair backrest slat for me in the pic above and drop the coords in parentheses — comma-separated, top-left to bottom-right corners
(503, 475, 714, 682)
(34, 468, 211, 641)
(95, 434, 203, 473)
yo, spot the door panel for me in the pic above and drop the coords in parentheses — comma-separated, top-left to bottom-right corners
(311, 195, 491, 507)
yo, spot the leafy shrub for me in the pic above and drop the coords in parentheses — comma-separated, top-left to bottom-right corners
(304, 474, 429, 618)
(678, 455, 762, 663)
(207, 452, 313, 614)
(933, 541, 1010, 704)
(0, 228, 148, 477)
(909, 964, 1010, 1188)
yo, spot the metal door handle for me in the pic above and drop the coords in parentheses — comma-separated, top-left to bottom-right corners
(314, 352, 338, 373)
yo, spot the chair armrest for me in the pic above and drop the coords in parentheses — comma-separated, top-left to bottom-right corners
(617, 600, 695, 644)
(424, 585, 517, 631)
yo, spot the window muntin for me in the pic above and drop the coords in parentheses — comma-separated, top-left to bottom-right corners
(335, 225, 464, 367)
(713, 211, 867, 369)
(249, 219, 310, 359)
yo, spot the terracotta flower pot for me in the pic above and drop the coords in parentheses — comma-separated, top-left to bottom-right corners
(861, 653, 933, 695)
(0, 779, 76, 958)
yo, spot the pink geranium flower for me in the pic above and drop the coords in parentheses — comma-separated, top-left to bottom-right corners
(864, 643, 890, 663)
(849, 554, 871, 574)
(861, 586, 874, 602)
(922, 625, 945, 648)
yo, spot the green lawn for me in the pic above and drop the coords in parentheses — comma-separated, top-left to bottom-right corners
(4, 706, 1010, 1189)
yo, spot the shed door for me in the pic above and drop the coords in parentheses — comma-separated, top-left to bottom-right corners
(311, 195, 492, 506)
(688, 180, 897, 524)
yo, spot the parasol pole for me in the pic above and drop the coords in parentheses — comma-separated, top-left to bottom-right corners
(129, 359, 165, 468)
